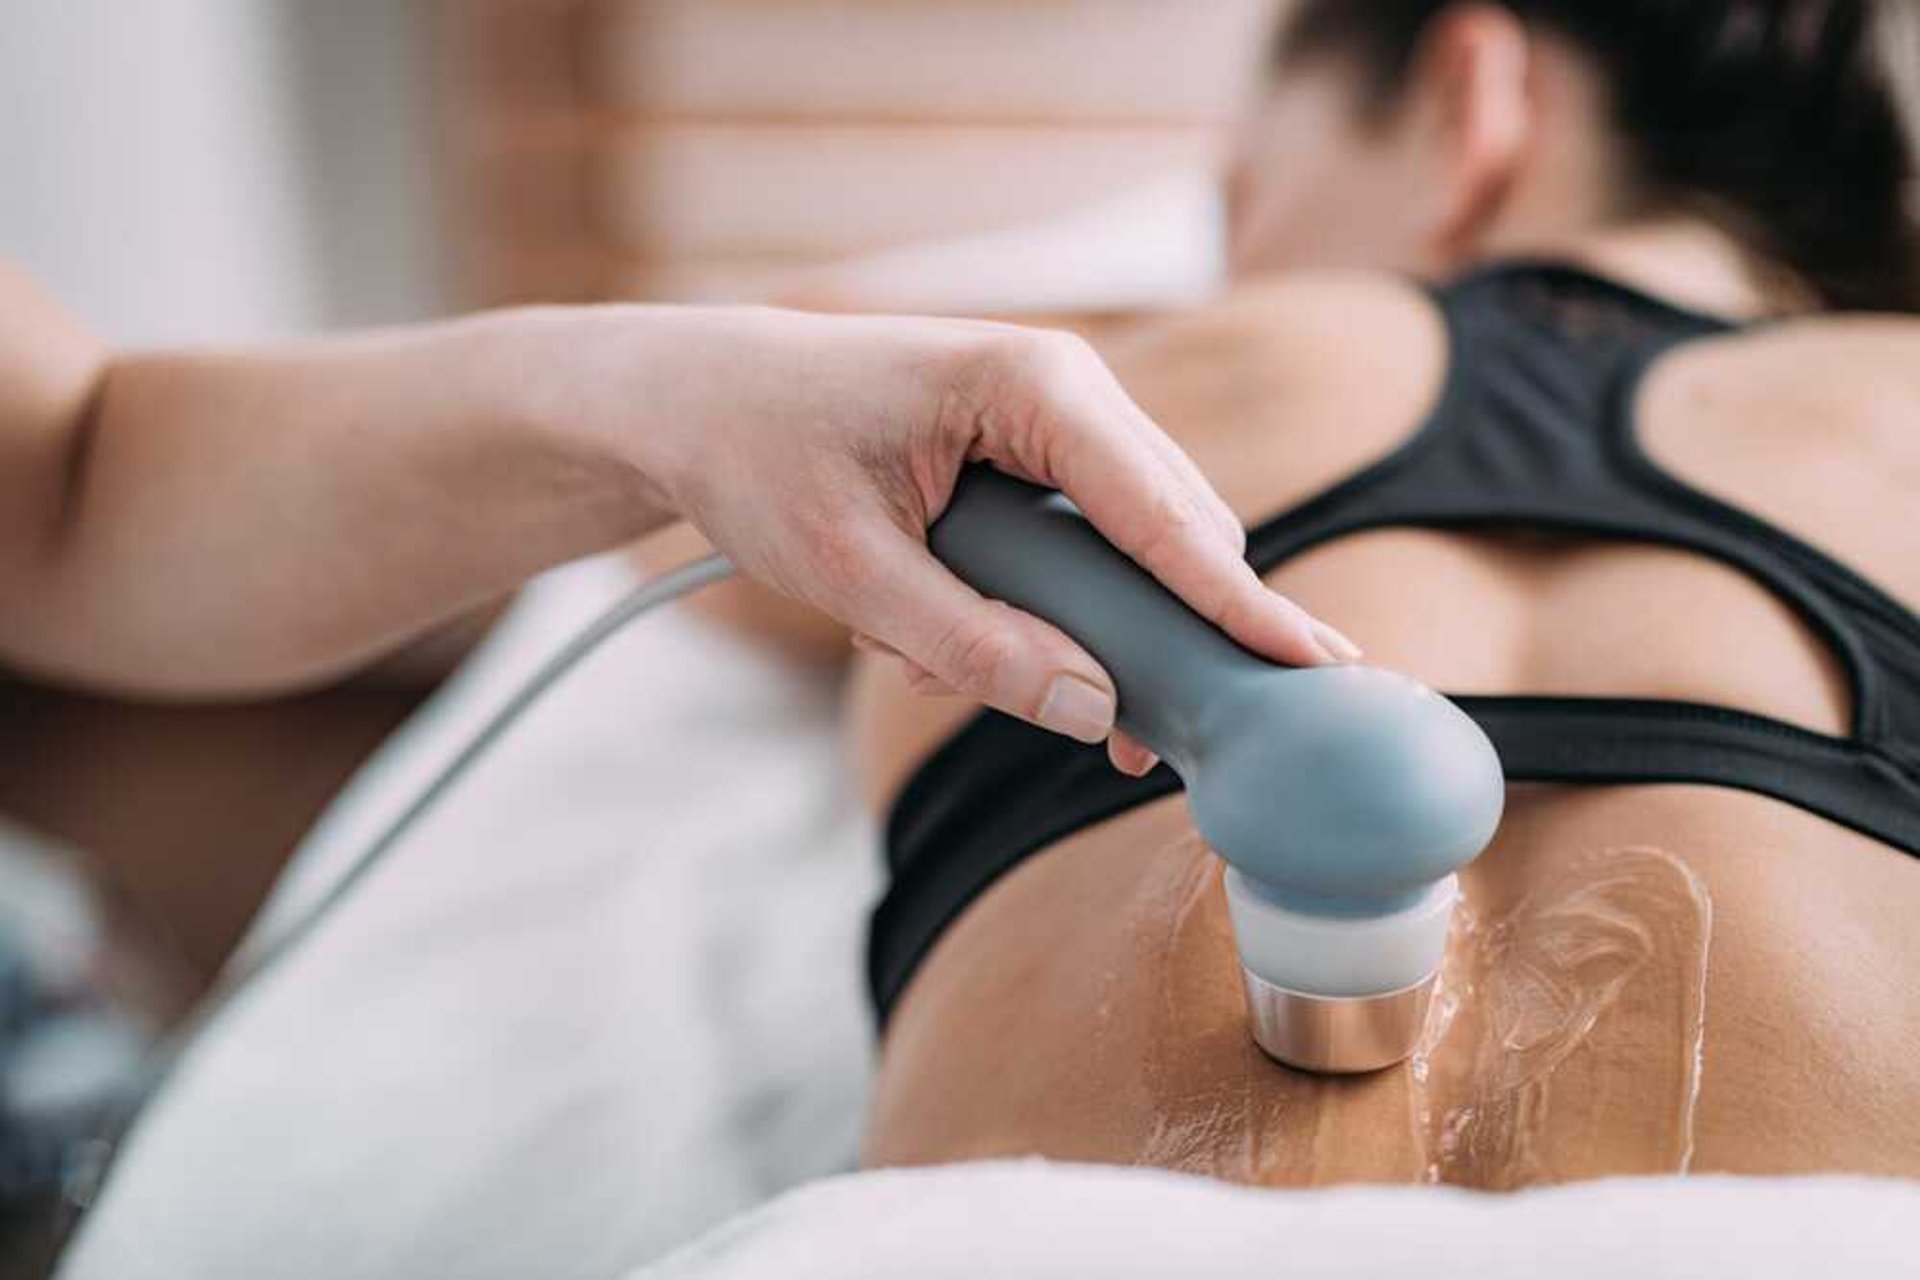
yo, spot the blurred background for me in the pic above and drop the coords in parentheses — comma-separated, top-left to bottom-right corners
(2, 0, 1280, 344)
(0, 0, 1284, 1027)
(0, 4, 1285, 1277)
(2, 2, 434, 343)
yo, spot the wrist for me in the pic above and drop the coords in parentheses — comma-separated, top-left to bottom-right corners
(533, 302, 801, 522)
(464, 305, 682, 532)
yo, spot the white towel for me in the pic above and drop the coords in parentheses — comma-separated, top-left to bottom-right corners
(63, 556, 880, 1279)
(637, 1159, 1920, 1280)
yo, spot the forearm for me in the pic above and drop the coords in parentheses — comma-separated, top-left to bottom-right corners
(2, 256, 1339, 744)
(2, 309, 669, 696)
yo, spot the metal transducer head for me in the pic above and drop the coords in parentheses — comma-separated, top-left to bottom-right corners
(930, 467, 1505, 1073)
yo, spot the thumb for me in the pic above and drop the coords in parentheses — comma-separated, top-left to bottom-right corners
(849, 531, 1119, 744)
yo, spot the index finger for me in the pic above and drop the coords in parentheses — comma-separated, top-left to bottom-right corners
(1042, 385, 1348, 669)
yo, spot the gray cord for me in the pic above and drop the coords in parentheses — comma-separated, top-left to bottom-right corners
(227, 551, 736, 993)
(68, 552, 736, 1226)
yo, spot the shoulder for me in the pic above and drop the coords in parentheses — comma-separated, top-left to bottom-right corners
(1658, 315, 1920, 483)
(0, 258, 102, 403)
(1778, 317, 1920, 456)
(1641, 312, 1920, 607)
(1098, 270, 1442, 389)
(0, 259, 106, 552)
(1087, 272, 1451, 516)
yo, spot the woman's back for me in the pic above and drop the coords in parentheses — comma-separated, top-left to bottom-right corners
(855, 267, 1920, 790)
(853, 264, 1920, 1185)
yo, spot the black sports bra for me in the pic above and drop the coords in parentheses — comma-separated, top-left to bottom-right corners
(870, 263, 1920, 1023)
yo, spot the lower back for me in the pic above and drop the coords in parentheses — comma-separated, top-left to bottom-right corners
(866, 783, 1920, 1185)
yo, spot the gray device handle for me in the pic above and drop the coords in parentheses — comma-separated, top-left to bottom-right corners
(929, 465, 1248, 776)
(929, 465, 1504, 910)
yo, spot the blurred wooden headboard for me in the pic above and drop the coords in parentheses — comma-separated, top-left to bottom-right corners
(439, 0, 1282, 307)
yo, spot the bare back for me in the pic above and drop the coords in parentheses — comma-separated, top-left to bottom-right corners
(853, 271, 1920, 1186)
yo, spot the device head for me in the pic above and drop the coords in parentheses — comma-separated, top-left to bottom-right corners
(1182, 664, 1504, 1072)
(1186, 664, 1503, 905)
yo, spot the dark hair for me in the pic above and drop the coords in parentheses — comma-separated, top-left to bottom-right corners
(1275, 0, 1920, 312)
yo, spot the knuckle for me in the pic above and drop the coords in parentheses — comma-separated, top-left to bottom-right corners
(979, 327, 1087, 391)
(930, 607, 1021, 697)
(946, 327, 1099, 478)
(800, 506, 877, 602)
(1044, 327, 1096, 363)
(940, 333, 1026, 439)
(1026, 329, 1095, 388)
(1210, 579, 1263, 638)
(1129, 489, 1203, 562)
(960, 329, 1038, 387)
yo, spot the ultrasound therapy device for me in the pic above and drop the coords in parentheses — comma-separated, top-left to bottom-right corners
(931, 466, 1505, 1072)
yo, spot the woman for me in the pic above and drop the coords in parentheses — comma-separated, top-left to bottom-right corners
(849, 0, 1920, 1186)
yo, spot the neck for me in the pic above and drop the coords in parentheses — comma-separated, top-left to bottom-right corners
(1490, 218, 1813, 322)
(1463, 37, 1814, 322)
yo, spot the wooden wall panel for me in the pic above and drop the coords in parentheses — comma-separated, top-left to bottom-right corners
(441, 0, 1284, 307)
(591, 122, 1219, 257)
(463, 246, 617, 306)
(439, 0, 593, 118)
(584, 0, 1278, 124)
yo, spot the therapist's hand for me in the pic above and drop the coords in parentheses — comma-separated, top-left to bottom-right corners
(589, 307, 1360, 771)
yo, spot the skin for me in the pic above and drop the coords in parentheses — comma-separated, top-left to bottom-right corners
(855, 8, 1920, 1185)
(0, 259, 1338, 981)
(0, 271, 1326, 714)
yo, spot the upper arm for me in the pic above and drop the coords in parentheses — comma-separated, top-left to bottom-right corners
(0, 259, 108, 596)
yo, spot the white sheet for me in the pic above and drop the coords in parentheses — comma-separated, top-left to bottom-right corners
(55, 561, 1920, 1280)
(63, 556, 880, 1279)
(636, 1160, 1920, 1279)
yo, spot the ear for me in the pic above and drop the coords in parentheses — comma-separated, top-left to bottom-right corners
(1405, 5, 1534, 264)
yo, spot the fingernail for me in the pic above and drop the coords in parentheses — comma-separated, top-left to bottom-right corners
(1311, 618, 1364, 664)
(1038, 674, 1116, 744)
